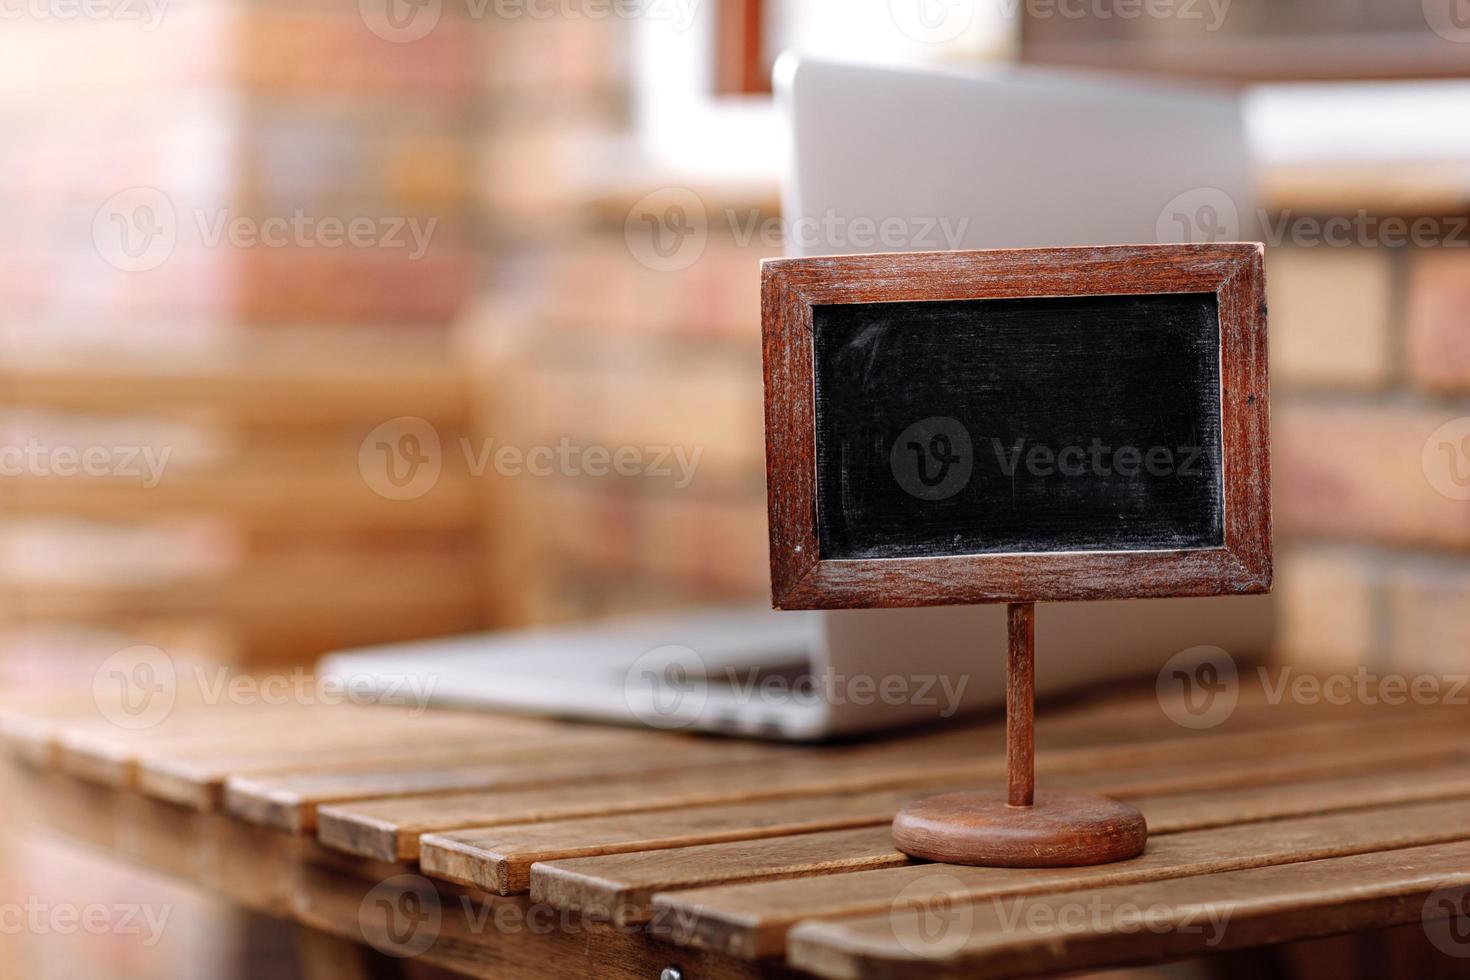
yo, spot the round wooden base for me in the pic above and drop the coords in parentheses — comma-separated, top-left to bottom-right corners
(891, 790, 1148, 867)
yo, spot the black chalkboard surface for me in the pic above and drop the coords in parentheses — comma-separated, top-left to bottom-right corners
(813, 292, 1223, 561)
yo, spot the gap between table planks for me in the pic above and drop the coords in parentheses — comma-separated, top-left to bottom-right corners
(316, 709, 1470, 862)
(5, 697, 556, 785)
(784, 841, 1470, 980)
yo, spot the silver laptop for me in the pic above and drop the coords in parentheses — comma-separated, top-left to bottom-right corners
(322, 56, 1271, 740)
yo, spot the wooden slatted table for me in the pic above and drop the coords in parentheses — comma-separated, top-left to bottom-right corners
(3, 675, 1470, 978)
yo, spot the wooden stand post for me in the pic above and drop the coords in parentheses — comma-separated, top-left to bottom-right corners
(890, 604, 1148, 867)
(1007, 602, 1034, 808)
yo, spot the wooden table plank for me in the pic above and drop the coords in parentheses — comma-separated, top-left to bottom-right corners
(58, 708, 554, 789)
(316, 713, 1470, 862)
(140, 728, 670, 811)
(785, 841, 1470, 979)
(531, 758, 1470, 925)
(423, 757, 1470, 898)
(649, 798, 1470, 959)
(225, 740, 796, 833)
(0, 693, 553, 778)
(422, 788, 943, 896)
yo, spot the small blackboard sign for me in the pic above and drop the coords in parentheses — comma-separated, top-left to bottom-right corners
(762, 244, 1271, 609)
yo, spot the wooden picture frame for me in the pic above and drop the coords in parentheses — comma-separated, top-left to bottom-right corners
(761, 243, 1271, 610)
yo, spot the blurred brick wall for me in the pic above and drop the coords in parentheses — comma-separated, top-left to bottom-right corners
(0, 2, 490, 671)
(1270, 235, 1470, 671)
(465, 13, 779, 624)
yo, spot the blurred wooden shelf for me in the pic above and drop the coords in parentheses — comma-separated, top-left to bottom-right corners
(1023, 32, 1470, 84)
(1260, 160, 1470, 216)
(2, 349, 471, 427)
(6, 556, 483, 620)
(7, 466, 480, 531)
